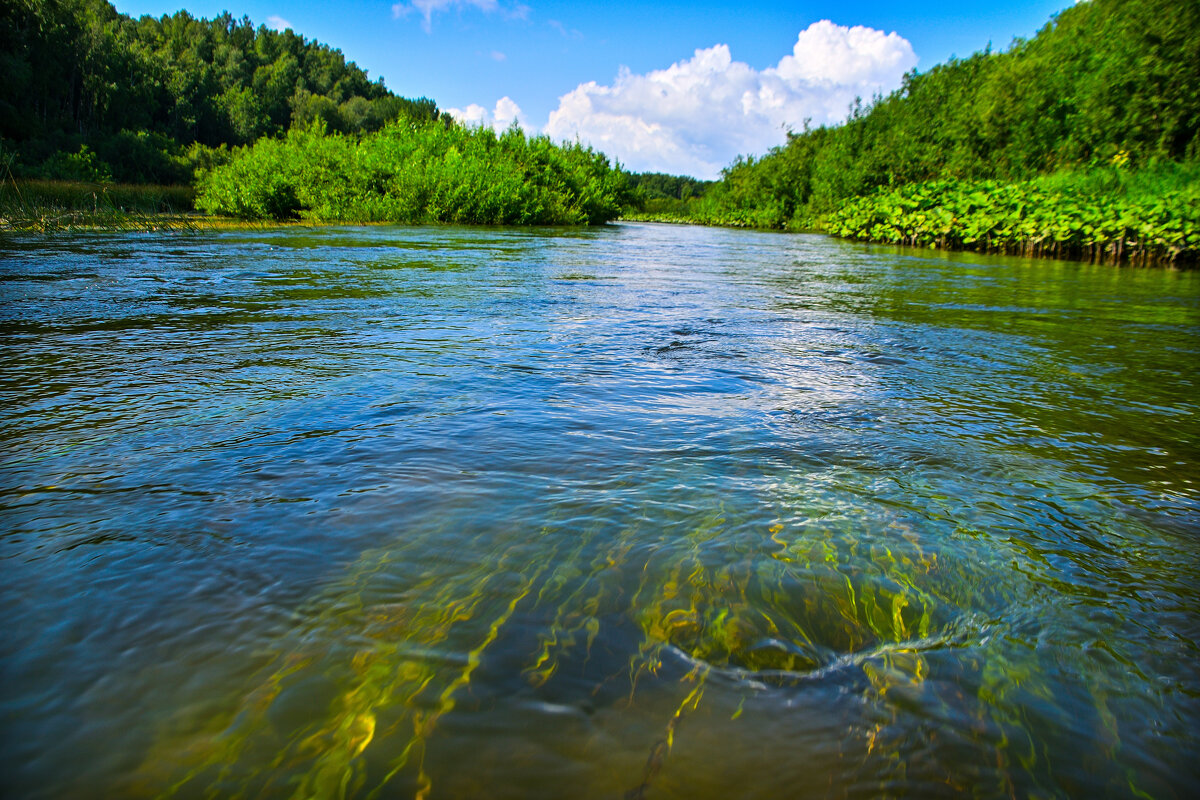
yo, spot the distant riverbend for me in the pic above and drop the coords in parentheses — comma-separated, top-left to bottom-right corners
(2, 223, 1197, 798)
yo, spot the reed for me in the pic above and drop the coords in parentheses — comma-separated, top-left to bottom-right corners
(0, 178, 196, 233)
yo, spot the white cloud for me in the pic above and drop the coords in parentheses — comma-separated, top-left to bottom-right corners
(447, 103, 489, 126)
(775, 20, 914, 85)
(445, 96, 526, 133)
(490, 50, 507, 61)
(265, 15, 292, 32)
(493, 96, 523, 129)
(542, 20, 917, 178)
(548, 19, 582, 39)
(392, 0, 525, 32)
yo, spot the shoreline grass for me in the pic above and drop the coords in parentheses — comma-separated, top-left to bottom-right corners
(10, 173, 1195, 272)
(0, 178, 197, 233)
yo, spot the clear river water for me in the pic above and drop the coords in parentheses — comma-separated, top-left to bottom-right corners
(1, 222, 1198, 799)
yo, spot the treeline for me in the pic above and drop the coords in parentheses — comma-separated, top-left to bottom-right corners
(682, 0, 1199, 264)
(196, 121, 632, 225)
(625, 172, 712, 202)
(0, 0, 632, 227)
(623, 172, 714, 217)
(0, 0, 439, 184)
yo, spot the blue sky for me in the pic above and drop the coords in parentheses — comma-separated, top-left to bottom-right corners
(113, 0, 1070, 177)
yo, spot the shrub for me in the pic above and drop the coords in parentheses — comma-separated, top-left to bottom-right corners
(196, 120, 631, 225)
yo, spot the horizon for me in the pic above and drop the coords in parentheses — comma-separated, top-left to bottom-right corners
(112, 0, 1069, 179)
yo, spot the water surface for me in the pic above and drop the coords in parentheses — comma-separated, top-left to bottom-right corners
(2, 222, 1198, 798)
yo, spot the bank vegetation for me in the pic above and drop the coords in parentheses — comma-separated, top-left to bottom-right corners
(628, 0, 1199, 266)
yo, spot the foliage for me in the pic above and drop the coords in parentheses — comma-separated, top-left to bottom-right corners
(672, 0, 1200, 264)
(0, 0, 440, 183)
(195, 121, 633, 225)
(625, 172, 713, 203)
(40, 145, 112, 183)
(0, 0, 627, 228)
(0, 177, 196, 232)
(619, 172, 716, 219)
(821, 165, 1200, 266)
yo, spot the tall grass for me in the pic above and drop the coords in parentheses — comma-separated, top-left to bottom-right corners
(0, 177, 195, 232)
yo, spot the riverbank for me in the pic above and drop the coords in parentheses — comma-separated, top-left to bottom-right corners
(624, 164, 1200, 268)
(0, 179, 373, 233)
(616, 0, 1200, 269)
(11, 172, 1196, 272)
(818, 166, 1200, 268)
(0, 179, 196, 233)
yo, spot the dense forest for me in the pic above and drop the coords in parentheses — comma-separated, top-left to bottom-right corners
(0, 0, 630, 225)
(0, 0, 440, 184)
(652, 0, 1199, 264)
(623, 172, 714, 214)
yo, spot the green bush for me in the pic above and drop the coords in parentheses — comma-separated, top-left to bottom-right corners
(41, 145, 112, 183)
(196, 121, 632, 225)
(670, 0, 1200, 265)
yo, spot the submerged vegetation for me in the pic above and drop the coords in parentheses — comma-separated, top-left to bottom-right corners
(132, 498, 1085, 798)
(633, 0, 1200, 266)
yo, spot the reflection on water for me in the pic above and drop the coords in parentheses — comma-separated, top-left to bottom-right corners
(1, 223, 1198, 798)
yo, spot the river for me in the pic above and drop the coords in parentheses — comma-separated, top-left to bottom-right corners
(2, 222, 1198, 798)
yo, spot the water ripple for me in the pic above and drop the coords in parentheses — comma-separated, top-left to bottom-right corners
(1, 223, 1198, 798)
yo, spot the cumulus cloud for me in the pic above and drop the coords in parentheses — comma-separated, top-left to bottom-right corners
(265, 15, 291, 32)
(543, 20, 917, 178)
(392, 0, 526, 32)
(445, 96, 526, 132)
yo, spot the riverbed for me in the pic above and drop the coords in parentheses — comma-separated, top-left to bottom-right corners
(2, 222, 1197, 798)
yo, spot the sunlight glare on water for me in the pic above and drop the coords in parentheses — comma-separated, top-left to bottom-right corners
(1, 222, 1198, 798)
